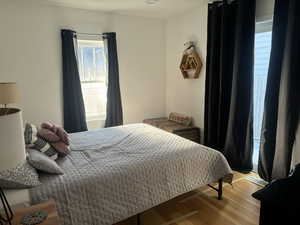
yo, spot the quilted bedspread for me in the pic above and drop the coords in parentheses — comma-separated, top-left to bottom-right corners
(30, 123, 233, 225)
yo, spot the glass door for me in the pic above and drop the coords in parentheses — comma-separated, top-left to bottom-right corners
(253, 21, 273, 170)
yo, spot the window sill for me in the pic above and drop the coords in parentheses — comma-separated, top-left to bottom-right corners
(86, 117, 106, 122)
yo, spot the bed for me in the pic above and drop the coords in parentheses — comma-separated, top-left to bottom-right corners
(30, 123, 233, 225)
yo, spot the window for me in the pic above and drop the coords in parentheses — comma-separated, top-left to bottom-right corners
(253, 21, 272, 167)
(77, 40, 107, 122)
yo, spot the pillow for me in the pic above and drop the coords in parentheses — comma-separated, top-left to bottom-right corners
(169, 112, 193, 126)
(38, 128, 60, 142)
(32, 138, 58, 160)
(51, 142, 70, 156)
(56, 127, 70, 145)
(24, 123, 38, 145)
(0, 161, 41, 189)
(27, 150, 63, 175)
(41, 122, 70, 145)
(41, 122, 57, 133)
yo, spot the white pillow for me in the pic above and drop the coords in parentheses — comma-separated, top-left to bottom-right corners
(27, 149, 63, 175)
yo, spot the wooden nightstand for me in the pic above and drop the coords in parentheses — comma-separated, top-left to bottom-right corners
(11, 200, 60, 225)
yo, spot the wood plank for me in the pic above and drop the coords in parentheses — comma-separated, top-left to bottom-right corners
(11, 200, 60, 225)
(116, 173, 261, 225)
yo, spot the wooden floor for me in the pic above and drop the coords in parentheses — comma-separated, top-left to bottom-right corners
(116, 172, 261, 225)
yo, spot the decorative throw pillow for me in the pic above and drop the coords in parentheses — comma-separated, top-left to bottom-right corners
(24, 123, 38, 145)
(56, 127, 70, 145)
(50, 142, 70, 156)
(41, 122, 70, 145)
(41, 122, 58, 133)
(32, 138, 58, 160)
(27, 150, 63, 175)
(38, 128, 60, 143)
(0, 161, 41, 189)
(169, 112, 193, 126)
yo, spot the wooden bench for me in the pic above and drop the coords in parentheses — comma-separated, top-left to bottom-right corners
(143, 113, 200, 143)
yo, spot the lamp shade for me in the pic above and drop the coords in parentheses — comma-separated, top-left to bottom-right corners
(0, 108, 26, 171)
(0, 83, 19, 105)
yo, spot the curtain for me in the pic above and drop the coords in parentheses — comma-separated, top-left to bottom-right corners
(258, 0, 300, 181)
(103, 32, 123, 127)
(61, 29, 88, 133)
(204, 0, 255, 171)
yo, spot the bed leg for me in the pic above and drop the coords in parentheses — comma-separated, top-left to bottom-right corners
(137, 213, 141, 225)
(218, 179, 223, 200)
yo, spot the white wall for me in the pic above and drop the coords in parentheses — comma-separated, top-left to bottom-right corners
(0, 0, 166, 128)
(256, 0, 275, 22)
(0, 0, 276, 132)
(165, 4, 207, 136)
(165, 0, 276, 140)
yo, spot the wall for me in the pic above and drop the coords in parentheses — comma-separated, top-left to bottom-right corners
(165, 0, 276, 140)
(0, 0, 166, 128)
(256, 0, 275, 22)
(165, 4, 207, 137)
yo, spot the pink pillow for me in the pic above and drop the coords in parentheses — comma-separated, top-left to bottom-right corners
(39, 121, 70, 156)
(41, 122, 58, 134)
(37, 128, 60, 142)
(56, 127, 70, 145)
(41, 122, 69, 145)
(51, 142, 70, 156)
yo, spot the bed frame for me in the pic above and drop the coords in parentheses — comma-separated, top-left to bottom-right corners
(208, 178, 223, 200)
(136, 178, 223, 225)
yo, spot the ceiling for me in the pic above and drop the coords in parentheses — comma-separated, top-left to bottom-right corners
(42, 0, 203, 18)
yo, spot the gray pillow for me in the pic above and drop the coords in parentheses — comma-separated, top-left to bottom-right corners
(27, 150, 63, 175)
(0, 161, 41, 189)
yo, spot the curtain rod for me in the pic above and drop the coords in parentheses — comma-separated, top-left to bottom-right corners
(208, 0, 235, 4)
(76, 32, 106, 37)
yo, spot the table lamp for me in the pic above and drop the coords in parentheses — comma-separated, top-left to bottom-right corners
(0, 82, 24, 225)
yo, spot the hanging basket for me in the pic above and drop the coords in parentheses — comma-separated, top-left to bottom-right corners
(180, 45, 202, 79)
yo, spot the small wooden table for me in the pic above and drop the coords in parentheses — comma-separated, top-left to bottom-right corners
(11, 200, 60, 225)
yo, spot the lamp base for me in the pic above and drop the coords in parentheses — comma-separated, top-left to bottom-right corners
(0, 187, 13, 225)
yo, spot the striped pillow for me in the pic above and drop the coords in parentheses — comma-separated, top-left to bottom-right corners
(24, 123, 38, 145)
(32, 138, 58, 160)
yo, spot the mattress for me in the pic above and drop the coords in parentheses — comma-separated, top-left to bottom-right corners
(30, 123, 233, 225)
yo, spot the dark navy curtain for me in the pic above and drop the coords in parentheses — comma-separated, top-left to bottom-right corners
(204, 0, 255, 171)
(258, 0, 300, 181)
(104, 32, 123, 127)
(61, 29, 87, 133)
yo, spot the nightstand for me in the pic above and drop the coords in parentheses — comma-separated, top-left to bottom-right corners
(11, 200, 60, 225)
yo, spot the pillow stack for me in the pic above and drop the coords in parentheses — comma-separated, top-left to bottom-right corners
(0, 122, 70, 189)
(24, 122, 70, 175)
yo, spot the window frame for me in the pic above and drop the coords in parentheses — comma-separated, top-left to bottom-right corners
(77, 39, 107, 122)
(252, 20, 273, 169)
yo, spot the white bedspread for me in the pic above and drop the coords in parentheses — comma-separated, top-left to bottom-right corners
(30, 123, 233, 225)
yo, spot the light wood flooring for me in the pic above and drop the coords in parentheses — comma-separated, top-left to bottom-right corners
(116, 172, 261, 225)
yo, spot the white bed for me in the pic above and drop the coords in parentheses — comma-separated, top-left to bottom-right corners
(30, 123, 233, 225)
